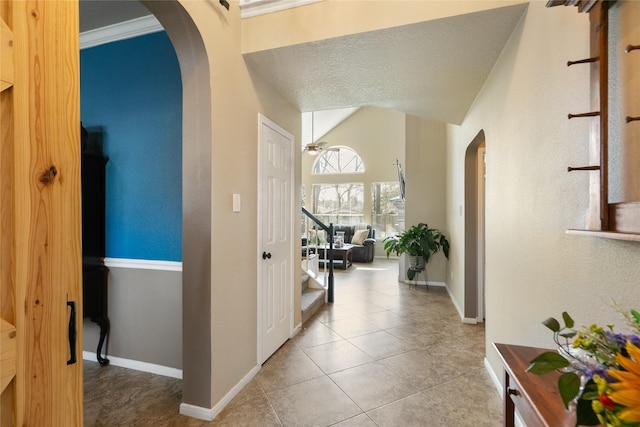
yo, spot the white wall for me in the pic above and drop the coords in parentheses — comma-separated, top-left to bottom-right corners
(447, 2, 640, 381)
(405, 116, 448, 283)
(302, 106, 405, 257)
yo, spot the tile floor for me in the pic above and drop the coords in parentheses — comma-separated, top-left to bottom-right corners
(84, 259, 502, 426)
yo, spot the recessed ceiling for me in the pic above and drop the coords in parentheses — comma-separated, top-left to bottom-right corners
(244, 3, 528, 124)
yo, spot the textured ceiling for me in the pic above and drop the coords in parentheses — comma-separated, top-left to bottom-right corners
(79, 0, 151, 33)
(80, 1, 528, 125)
(244, 3, 528, 124)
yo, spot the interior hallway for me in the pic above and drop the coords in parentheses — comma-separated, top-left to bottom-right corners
(84, 258, 502, 426)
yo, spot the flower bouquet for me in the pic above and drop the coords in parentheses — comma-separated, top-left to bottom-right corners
(527, 305, 640, 427)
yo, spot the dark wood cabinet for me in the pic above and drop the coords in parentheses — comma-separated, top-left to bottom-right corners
(81, 128, 110, 366)
(494, 343, 605, 427)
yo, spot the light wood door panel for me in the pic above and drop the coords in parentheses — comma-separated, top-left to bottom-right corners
(1, 0, 83, 425)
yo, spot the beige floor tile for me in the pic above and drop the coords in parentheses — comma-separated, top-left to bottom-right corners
(302, 339, 374, 374)
(291, 321, 344, 349)
(384, 323, 449, 349)
(312, 304, 357, 324)
(325, 316, 381, 338)
(338, 300, 388, 317)
(359, 310, 405, 329)
(84, 259, 501, 426)
(211, 389, 282, 426)
(367, 368, 502, 427)
(331, 413, 378, 426)
(329, 361, 422, 411)
(377, 347, 464, 389)
(347, 330, 415, 360)
(256, 345, 325, 392)
(266, 376, 362, 427)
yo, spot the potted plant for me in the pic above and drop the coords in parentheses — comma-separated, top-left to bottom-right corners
(384, 223, 450, 280)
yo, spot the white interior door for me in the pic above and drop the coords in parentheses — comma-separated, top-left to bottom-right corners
(258, 114, 294, 364)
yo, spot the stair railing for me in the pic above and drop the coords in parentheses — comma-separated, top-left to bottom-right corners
(301, 207, 334, 303)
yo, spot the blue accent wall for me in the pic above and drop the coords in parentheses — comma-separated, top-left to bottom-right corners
(81, 32, 182, 262)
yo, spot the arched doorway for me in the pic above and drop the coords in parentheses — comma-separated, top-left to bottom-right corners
(140, 1, 213, 410)
(464, 130, 486, 322)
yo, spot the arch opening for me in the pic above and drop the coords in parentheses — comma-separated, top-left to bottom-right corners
(464, 130, 486, 323)
(141, 0, 213, 410)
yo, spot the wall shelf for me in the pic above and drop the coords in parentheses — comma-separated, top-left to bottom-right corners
(566, 229, 640, 241)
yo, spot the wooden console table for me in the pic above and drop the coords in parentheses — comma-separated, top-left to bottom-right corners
(494, 343, 603, 427)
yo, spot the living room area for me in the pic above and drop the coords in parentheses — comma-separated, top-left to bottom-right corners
(300, 106, 450, 323)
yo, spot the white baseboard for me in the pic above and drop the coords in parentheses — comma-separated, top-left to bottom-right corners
(292, 323, 302, 337)
(444, 283, 483, 324)
(179, 403, 214, 421)
(402, 280, 445, 287)
(180, 364, 261, 421)
(83, 351, 182, 379)
(485, 357, 502, 393)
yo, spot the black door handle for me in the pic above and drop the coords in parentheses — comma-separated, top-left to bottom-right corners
(67, 300, 77, 365)
(262, 252, 272, 259)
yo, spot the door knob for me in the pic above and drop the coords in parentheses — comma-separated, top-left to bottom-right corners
(262, 252, 272, 259)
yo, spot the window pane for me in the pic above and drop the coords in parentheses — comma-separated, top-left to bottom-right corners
(311, 183, 364, 225)
(371, 182, 405, 239)
(313, 147, 365, 174)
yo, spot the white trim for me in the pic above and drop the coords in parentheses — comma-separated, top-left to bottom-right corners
(240, 0, 323, 18)
(83, 351, 182, 379)
(402, 280, 445, 287)
(180, 364, 261, 421)
(443, 282, 480, 324)
(445, 282, 465, 320)
(104, 257, 182, 272)
(485, 357, 502, 395)
(80, 15, 163, 50)
(292, 323, 302, 338)
(179, 404, 214, 422)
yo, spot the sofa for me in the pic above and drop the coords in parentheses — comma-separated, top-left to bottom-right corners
(302, 224, 376, 263)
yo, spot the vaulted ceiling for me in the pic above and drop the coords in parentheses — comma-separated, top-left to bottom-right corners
(243, 3, 528, 124)
(80, 1, 528, 125)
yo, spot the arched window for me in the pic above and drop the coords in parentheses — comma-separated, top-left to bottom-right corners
(312, 146, 365, 174)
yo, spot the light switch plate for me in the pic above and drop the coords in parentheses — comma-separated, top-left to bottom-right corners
(233, 193, 241, 212)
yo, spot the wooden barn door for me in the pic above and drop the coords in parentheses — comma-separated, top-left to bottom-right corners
(1, 0, 83, 425)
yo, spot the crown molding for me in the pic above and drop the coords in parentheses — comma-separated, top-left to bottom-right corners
(240, 0, 323, 18)
(80, 15, 163, 50)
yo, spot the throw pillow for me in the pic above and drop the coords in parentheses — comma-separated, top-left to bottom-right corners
(308, 229, 326, 243)
(351, 229, 369, 245)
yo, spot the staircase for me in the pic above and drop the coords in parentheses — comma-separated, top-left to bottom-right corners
(301, 272, 326, 324)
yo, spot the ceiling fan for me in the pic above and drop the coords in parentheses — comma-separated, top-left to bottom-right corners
(303, 112, 335, 155)
(303, 140, 328, 155)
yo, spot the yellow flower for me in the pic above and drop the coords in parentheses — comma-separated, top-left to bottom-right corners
(609, 341, 640, 422)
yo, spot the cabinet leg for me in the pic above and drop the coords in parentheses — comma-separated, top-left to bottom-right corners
(92, 316, 110, 366)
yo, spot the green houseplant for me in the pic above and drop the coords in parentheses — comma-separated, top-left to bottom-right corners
(384, 223, 450, 280)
